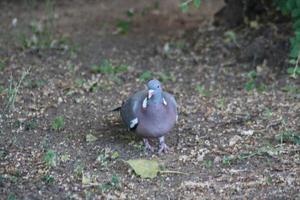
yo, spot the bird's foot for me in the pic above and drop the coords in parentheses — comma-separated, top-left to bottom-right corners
(143, 138, 154, 152)
(158, 136, 169, 154)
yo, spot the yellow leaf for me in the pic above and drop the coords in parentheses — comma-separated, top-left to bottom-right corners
(126, 159, 159, 179)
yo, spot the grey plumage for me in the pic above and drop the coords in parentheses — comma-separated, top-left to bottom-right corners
(116, 79, 177, 153)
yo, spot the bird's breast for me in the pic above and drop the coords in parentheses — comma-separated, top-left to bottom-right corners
(136, 104, 177, 138)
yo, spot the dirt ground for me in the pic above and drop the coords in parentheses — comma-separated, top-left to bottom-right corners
(0, 0, 299, 199)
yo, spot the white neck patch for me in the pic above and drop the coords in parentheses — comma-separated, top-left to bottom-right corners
(142, 97, 148, 109)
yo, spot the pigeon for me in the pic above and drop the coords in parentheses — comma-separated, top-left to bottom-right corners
(114, 79, 177, 154)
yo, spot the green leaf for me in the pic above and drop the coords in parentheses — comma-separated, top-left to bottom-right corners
(126, 159, 160, 179)
(247, 70, 257, 79)
(244, 81, 256, 91)
(180, 2, 189, 13)
(193, 0, 201, 8)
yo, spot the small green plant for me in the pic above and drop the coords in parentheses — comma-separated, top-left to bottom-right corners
(116, 20, 131, 34)
(43, 149, 57, 167)
(91, 60, 128, 75)
(244, 70, 257, 91)
(139, 71, 153, 82)
(196, 84, 210, 96)
(115, 9, 135, 34)
(42, 174, 55, 184)
(180, 0, 201, 12)
(51, 116, 64, 131)
(244, 70, 267, 92)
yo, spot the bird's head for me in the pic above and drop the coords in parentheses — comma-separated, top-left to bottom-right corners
(147, 79, 162, 100)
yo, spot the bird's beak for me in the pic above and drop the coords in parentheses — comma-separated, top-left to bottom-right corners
(148, 89, 154, 99)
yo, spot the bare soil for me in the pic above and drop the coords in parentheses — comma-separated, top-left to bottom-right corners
(0, 0, 299, 199)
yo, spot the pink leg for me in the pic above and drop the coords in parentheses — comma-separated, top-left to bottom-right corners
(143, 138, 154, 152)
(158, 136, 169, 154)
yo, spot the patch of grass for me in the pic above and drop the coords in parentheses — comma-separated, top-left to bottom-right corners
(3, 68, 30, 114)
(51, 116, 64, 131)
(99, 174, 120, 192)
(275, 130, 300, 145)
(196, 84, 210, 97)
(43, 149, 57, 167)
(42, 174, 54, 184)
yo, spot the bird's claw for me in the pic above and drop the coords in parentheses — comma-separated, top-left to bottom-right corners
(158, 142, 169, 154)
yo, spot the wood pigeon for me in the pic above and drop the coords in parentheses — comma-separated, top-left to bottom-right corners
(113, 79, 177, 154)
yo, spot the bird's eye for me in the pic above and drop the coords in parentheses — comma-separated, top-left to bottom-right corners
(157, 85, 160, 88)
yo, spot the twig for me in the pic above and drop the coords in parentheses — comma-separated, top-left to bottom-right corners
(160, 170, 189, 175)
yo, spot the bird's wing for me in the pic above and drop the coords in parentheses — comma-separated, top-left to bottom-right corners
(120, 90, 147, 130)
